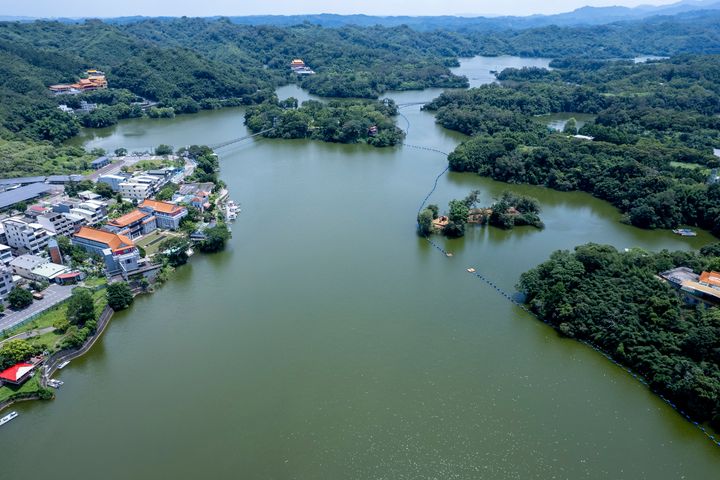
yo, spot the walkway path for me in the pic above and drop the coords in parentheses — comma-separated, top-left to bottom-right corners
(0, 327, 56, 346)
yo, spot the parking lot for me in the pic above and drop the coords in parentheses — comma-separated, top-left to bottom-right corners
(0, 284, 74, 333)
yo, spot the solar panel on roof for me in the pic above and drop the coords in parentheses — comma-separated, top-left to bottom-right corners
(0, 183, 54, 209)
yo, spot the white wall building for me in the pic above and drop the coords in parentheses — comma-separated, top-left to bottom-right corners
(69, 199, 107, 225)
(118, 175, 164, 201)
(9, 254, 48, 280)
(36, 211, 82, 237)
(98, 174, 127, 192)
(0, 265, 14, 300)
(0, 244, 12, 265)
(2, 217, 52, 254)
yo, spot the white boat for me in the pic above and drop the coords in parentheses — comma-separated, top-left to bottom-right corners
(672, 228, 697, 237)
(57, 360, 70, 369)
(47, 379, 64, 389)
(0, 411, 18, 427)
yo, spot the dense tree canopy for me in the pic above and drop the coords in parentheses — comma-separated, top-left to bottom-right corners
(106, 282, 133, 311)
(245, 98, 405, 146)
(518, 243, 720, 429)
(8, 287, 33, 310)
(437, 55, 720, 235)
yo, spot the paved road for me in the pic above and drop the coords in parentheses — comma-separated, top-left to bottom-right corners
(0, 285, 74, 333)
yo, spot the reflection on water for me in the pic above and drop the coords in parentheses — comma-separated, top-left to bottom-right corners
(4, 56, 716, 480)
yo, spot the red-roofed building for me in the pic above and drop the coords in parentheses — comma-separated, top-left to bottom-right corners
(56, 271, 83, 285)
(72, 227, 140, 278)
(0, 363, 35, 385)
(105, 209, 157, 239)
(140, 199, 187, 230)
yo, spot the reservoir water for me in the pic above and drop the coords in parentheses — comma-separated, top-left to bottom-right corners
(2, 57, 719, 479)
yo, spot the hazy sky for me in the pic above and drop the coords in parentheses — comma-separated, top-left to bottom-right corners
(1, 1, 681, 18)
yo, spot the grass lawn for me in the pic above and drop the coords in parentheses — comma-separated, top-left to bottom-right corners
(136, 230, 172, 256)
(0, 373, 43, 403)
(669, 161, 710, 174)
(83, 277, 108, 289)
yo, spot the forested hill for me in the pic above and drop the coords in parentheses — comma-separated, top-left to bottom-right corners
(433, 55, 720, 236)
(2, 12, 720, 172)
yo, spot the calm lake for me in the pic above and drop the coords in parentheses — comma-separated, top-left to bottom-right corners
(2, 56, 719, 479)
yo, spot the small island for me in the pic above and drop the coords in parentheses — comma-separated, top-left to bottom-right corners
(244, 97, 405, 147)
(417, 190, 543, 237)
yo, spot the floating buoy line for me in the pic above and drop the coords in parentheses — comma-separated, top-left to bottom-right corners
(399, 103, 720, 448)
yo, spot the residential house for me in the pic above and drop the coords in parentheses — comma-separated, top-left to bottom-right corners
(78, 190, 101, 201)
(9, 254, 48, 280)
(2, 217, 52, 254)
(140, 199, 187, 230)
(30, 262, 71, 283)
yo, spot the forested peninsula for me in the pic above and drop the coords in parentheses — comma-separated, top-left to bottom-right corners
(430, 56, 720, 236)
(518, 243, 720, 430)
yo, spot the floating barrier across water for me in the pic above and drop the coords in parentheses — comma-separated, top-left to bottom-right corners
(409, 111, 720, 448)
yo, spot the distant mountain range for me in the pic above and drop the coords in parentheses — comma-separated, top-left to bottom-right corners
(2, 0, 720, 30)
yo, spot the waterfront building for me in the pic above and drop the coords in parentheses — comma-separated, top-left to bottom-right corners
(105, 209, 157, 239)
(0, 363, 35, 386)
(58, 104, 74, 114)
(72, 227, 140, 278)
(0, 265, 14, 300)
(79, 101, 97, 113)
(139, 199, 188, 230)
(2, 217, 52, 254)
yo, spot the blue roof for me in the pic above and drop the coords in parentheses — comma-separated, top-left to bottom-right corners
(91, 156, 109, 166)
(0, 183, 55, 209)
(0, 176, 47, 186)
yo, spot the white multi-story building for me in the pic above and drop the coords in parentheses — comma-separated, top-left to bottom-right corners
(0, 265, 14, 300)
(118, 175, 163, 201)
(98, 174, 127, 192)
(36, 211, 82, 237)
(0, 244, 12, 265)
(69, 199, 107, 225)
(2, 217, 52, 254)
